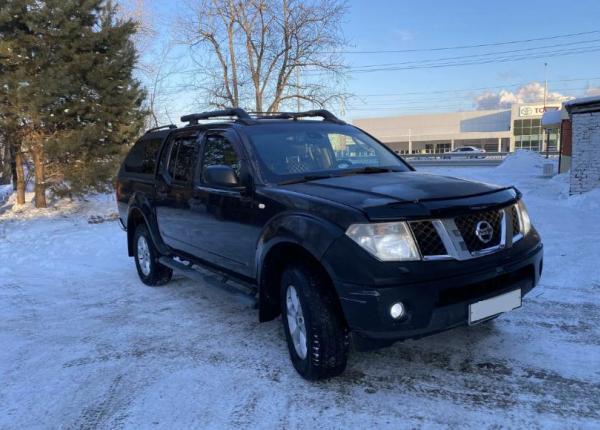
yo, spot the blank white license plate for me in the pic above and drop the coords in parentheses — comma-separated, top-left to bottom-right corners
(469, 289, 522, 324)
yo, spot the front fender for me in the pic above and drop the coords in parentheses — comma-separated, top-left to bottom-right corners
(255, 212, 345, 281)
(255, 212, 346, 322)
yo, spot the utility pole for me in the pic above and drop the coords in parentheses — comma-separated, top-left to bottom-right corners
(543, 62, 548, 110)
(542, 62, 548, 156)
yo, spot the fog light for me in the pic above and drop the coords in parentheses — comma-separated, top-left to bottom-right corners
(390, 302, 405, 319)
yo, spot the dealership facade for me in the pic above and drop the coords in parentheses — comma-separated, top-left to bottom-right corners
(353, 103, 562, 154)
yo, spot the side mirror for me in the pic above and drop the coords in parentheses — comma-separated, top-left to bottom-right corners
(204, 165, 239, 187)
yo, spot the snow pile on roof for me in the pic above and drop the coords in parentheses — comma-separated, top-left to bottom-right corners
(541, 109, 562, 127)
(564, 95, 600, 107)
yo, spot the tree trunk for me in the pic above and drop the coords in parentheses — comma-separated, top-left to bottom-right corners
(32, 146, 47, 208)
(11, 148, 18, 192)
(15, 151, 26, 205)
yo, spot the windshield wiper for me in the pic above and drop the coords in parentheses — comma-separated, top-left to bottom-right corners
(278, 174, 334, 185)
(341, 166, 397, 175)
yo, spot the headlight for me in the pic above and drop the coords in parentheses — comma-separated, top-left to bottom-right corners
(517, 200, 532, 234)
(346, 222, 420, 261)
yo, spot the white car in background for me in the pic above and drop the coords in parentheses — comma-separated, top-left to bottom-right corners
(443, 146, 486, 159)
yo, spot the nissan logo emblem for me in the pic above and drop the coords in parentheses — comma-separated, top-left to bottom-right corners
(475, 220, 494, 243)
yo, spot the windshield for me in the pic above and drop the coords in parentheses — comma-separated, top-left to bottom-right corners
(244, 122, 410, 183)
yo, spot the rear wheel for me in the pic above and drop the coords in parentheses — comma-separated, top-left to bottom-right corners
(280, 264, 349, 380)
(133, 224, 172, 286)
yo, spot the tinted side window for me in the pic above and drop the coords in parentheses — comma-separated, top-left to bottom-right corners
(159, 139, 173, 175)
(201, 134, 241, 180)
(168, 138, 197, 182)
(124, 138, 162, 174)
(167, 141, 178, 178)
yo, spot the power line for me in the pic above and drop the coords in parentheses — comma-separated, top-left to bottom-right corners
(353, 86, 600, 105)
(352, 38, 600, 70)
(331, 29, 600, 54)
(349, 45, 600, 73)
(304, 45, 600, 76)
(353, 77, 600, 97)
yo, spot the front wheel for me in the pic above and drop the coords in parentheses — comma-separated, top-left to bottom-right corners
(133, 224, 172, 286)
(280, 264, 349, 380)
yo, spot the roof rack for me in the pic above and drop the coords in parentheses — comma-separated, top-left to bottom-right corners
(145, 124, 177, 134)
(180, 108, 345, 126)
(251, 109, 345, 124)
(181, 108, 254, 125)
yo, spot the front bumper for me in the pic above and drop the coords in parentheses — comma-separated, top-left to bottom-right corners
(325, 238, 543, 349)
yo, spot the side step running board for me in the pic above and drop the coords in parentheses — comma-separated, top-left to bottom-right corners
(159, 257, 258, 307)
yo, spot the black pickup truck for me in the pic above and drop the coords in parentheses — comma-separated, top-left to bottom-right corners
(116, 108, 543, 380)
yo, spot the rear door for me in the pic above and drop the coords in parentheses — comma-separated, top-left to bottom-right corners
(155, 132, 201, 254)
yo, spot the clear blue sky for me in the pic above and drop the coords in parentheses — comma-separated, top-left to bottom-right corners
(147, 0, 600, 122)
(340, 0, 600, 119)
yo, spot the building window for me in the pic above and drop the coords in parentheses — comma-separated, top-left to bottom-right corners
(515, 135, 540, 152)
(425, 143, 450, 154)
(513, 118, 546, 152)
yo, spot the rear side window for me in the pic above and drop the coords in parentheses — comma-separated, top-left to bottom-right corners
(168, 137, 198, 182)
(124, 138, 162, 175)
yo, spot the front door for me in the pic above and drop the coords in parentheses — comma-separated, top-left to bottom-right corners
(189, 130, 265, 277)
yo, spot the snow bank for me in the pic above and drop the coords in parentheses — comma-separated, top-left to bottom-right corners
(0, 184, 11, 203)
(0, 192, 117, 223)
(495, 150, 557, 175)
(566, 187, 600, 211)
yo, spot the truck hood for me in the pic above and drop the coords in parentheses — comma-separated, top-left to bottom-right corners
(281, 171, 518, 220)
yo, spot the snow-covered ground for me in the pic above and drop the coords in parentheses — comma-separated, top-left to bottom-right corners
(0, 152, 599, 429)
(0, 184, 12, 203)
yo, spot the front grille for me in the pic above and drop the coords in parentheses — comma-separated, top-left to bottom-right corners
(510, 205, 520, 235)
(455, 209, 503, 252)
(410, 221, 447, 256)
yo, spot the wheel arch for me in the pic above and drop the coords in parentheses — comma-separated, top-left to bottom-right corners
(256, 213, 345, 323)
(126, 202, 169, 257)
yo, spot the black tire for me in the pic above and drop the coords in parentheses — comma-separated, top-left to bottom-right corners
(280, 264, 349, 380)
(133, 224, 172, 286)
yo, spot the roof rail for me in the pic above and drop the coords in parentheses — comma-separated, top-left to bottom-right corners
(181, 108, 254, 125)
(145, 124, 177, 134)
(251, 109, 345, 124)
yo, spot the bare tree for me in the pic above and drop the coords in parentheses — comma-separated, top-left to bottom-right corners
(117, 0, 182, 127)
(179, 0, 349, 113)
(142, 41, 184, 127)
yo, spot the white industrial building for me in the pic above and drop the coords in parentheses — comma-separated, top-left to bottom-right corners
(353, 103, 561, 154)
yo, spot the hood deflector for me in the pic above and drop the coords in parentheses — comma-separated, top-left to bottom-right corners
(365, 187, 520, 221)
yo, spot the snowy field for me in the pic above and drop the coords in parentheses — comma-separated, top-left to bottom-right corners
(0, 152, 599, 429)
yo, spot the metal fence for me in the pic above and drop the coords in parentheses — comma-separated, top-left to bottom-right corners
(402, 151, 559, 167)
(334, 150, 560, 167)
